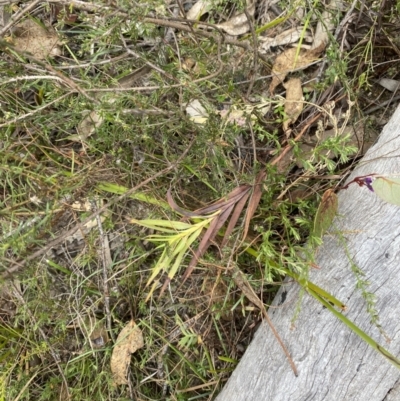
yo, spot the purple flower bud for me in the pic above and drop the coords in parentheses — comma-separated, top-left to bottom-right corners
(363, 177, 374, 192)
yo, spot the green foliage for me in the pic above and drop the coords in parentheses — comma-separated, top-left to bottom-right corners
(0, 0, 396, 398)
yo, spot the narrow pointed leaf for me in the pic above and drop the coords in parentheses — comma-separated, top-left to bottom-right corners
(167, 189, 204, 217)
(193, 185, 250, 215)
(168, 244, 188, 280)
(131, 218, 193, 231)
(98, 182, 170, 209)
(182, 217, 220, 282)
(310, 289, 400, 370)
(182, 203, 236, 282)
(284, 269, 346, 310)
(146, 247, 169, 287)
(159, 278, 171, 299)
(243, 170, 266, 240)
(207, 203, 236, 243)
(145, 279, 160, 302)
(222, 190, 251, 247)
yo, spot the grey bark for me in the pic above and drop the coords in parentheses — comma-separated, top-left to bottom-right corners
(216, 104, 400, 401)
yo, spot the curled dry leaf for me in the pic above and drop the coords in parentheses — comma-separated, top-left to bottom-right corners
(111, 320, 144, 385)
(186, 0, 215, 20)
(283, 78, 304, 133)
(269, 45, 325, 94)
(73, 110, 104, 141)
(12, 19, 61, 60)
(216, 1, 256, 36)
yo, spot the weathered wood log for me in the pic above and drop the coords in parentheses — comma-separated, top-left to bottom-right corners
(216, 105, 400, 401)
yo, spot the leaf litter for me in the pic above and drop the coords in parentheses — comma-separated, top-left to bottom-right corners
(283, 78, 304, 134)
(12, 18, 61, 59)
(111, 320, 144, 386)
(269, 44, 325, 94)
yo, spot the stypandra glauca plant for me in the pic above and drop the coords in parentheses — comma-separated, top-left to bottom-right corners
(129, 172, 400, 373)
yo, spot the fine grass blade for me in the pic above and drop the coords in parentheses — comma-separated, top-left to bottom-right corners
(284, 269, 346, 310)
(97, 182, 170, 209)
(131, 218, 193, 232)
(310, 289, 400, 370)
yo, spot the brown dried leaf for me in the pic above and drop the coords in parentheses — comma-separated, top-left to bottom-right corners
(167, 189, 200, 217)
(13, 19, 60, 60)
(221, 190, 251, 248)
(283, 78, 304, 133)
(313, 189, 338, 239)
(260, 27, 312, 53)
(269, 47, 322, 94)
(74, 110, 104, 141)
(111, 320, 144, 386)
(243, 170, 266, 241)
(216, 2, 255, 36)
(167, 185, 250, 218)
(182, 203, 236, 282)
(194, 185, 250, 215)
(182, 217, 220, 282)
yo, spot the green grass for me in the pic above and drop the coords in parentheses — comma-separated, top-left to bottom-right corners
(0, 0, 399, 399)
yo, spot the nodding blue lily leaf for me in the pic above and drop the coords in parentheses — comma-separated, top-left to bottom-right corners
(371, 176, 400, 206)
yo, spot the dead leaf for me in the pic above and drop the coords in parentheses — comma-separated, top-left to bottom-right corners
(186, 99, 209, 124)
(111, 320, 144, 385)
(378, 78, 400, 93)
(90, 322, 109, 349)
(311, 0, 345, 50)
(71, 198, 92, 212)
(74, 109, 104, 141)
(218, 98, 271, 126)
(221, 190, 251, 247)
(180, 185, 252, 282)
(269, 46, 324, 94)
(186, 0, 215, 20)
(242, 170, 266, 241)
(283, 78, 304, 133)
(219, 108, 248, 126)
(313, 189, 338, 239)
(167, 176, 265, 285)
(12, 19, 61, 60)
(216, 2, 255, 36)
(260, 27, 312, 53)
